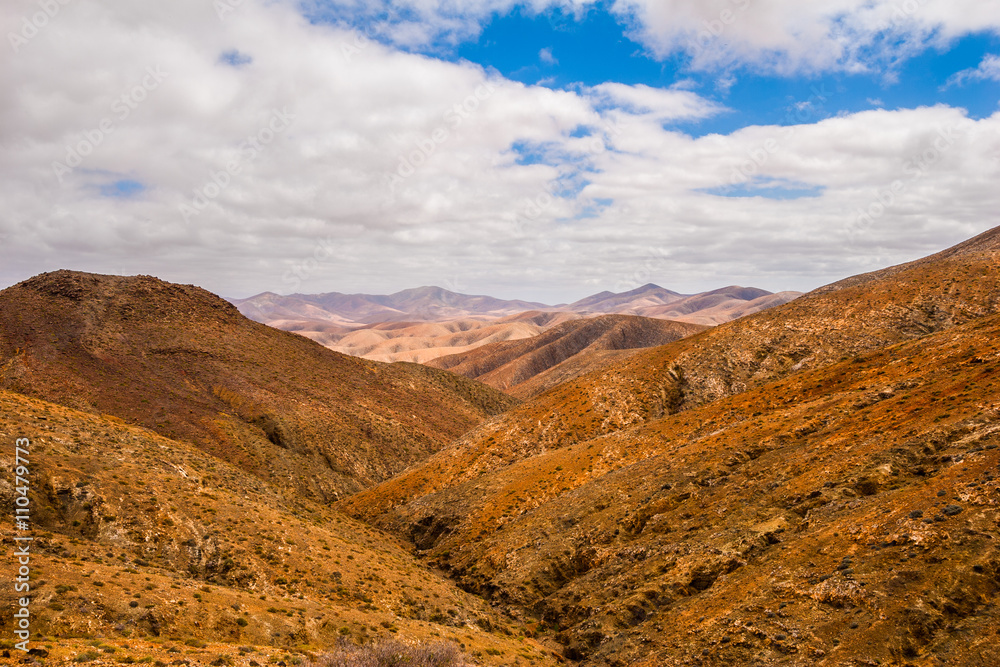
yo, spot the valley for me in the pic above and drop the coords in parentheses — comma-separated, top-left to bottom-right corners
(1, 227, 999, 665)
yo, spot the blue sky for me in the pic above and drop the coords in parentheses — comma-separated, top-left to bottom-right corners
(445, 4, 1000, 134)
(2, 0, 999, 301)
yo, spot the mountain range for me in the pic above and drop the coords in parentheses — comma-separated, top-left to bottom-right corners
(1, 226, 999, 665)
(229, 284, 802, 363)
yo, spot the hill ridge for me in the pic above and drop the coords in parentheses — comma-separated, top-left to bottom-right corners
(0, 270, 517, 501)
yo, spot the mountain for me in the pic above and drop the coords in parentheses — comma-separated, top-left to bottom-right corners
(0, 270, 516, 500)
(565, 283, 685, 312)
(0, 389, 558, 666)
(343, 225, 1000, 665)
(426, 315, 708, 398)
(634, 286, 803, 325)
(230, 286, 549, 326)
(231, 284, 801, 363)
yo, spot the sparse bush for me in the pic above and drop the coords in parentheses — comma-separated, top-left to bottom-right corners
(308, 639, 471, 667)
(73, 651, 101, 663)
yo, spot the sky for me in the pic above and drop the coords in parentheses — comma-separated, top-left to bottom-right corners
(1, 0, 999, 303)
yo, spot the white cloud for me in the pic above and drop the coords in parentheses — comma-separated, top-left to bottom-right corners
(0, 0, 998, 303)
(539, 47, 558, 65)
(945, 53, 1000, 88)
(589, 82, 725, 122)
(611, 0, 1000, 74)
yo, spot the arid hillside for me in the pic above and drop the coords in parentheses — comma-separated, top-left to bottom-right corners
(328, 311, 583, 364)
(0, 271, 516, 500)
(0, 390, 558, 666)
(427, 315, 708, 398)
(343, 225, 1000, 666)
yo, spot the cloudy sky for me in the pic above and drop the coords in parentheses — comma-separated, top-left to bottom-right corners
(2, 0, 998, 302)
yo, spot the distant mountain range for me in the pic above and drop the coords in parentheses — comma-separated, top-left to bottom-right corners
(230, 285, 549, 326)
(229, 283, 802, 363)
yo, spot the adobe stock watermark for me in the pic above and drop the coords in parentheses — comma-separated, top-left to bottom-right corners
(874, 0, 931, 32)
(688, 0, 752, 58)
(282, 234, 338, 292)
(12, 437, 33, 652)
(511, 116, 625, 239)
(384, 81, 498, 195)
(214, 0, 249, 21)
(179, 108, 295, 223)
(729, 84, 832, 186)
(52, 66, 169, 184)
(613, 247, 672, 293)
(341, 23, 380, 62)
(441, 274, 467, 294)
(848, 123, 961, 239)
(8, 0, 73, 54)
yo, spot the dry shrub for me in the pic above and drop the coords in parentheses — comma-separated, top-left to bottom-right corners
(310, 639, 471, 667)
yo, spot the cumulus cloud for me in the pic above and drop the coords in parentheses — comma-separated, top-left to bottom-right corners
(589, 82, 725, 122)
(945, 53, 1000, 88)
(611, 0, 1000, 74)
(539, 47, 558, 65)
(0, 0, 998, 303)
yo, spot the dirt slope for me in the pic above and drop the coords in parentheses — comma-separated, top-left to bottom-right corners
(328, 312, 582, 364)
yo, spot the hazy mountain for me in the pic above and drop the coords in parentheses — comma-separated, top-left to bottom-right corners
(565, 283, 685, 312)
(230, 284, 801, 363)
(230, 286, 549, 325)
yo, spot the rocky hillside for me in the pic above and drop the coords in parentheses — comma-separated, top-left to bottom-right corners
(343, 225, 1000, 665)
(426, 315, 708, 398)
(0, 271, 517, 500)
(0, 390, 557, 666)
